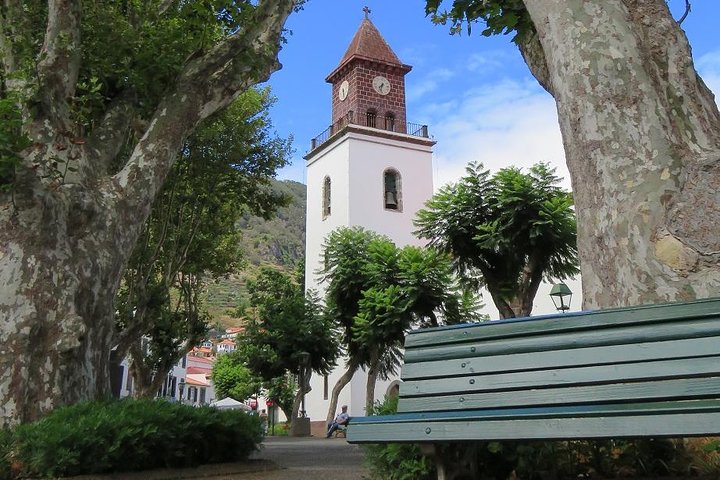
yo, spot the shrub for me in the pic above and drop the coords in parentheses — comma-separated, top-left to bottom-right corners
(686, 437, 720, 476)
(360, 396, 707, 480)
(4, 399, 262, 479)
(0, 428, 12, 479)
(362, 396, 434, 480)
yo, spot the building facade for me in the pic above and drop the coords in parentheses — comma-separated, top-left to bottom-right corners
(304, 13, 435, 420)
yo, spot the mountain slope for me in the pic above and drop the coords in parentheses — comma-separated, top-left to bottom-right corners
(204, 179, 306, 324)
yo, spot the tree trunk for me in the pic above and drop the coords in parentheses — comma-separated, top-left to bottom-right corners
(0, 0, 297, 426)
(326, 361, 358, 425)
(290, 366, 311, 430)
(0, 184, 132, 426)
(522, 0, 720, 308)
(365, 354, 380, 415)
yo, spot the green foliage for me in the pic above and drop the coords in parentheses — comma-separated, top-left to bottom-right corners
(203, 179, 306, 320)
(116, 86, 291, 391)
(1, 399, 261, 479)
(425, 0, 534, 44)
(0, 428, 11, 479)
(212, 351, 263, 401)
(72, 0, 271, 123)
(688, 437, 720, 475)
(322, 227, 483, 381)
(0, 97, 31, 191)
(240, 267, 339, 381)
(415, 162, 578, 318)
(362, 396, 434, 480)
(363, 400, 699, 480)
(237, 179, 307, 267)
(264, 375, 297, 419)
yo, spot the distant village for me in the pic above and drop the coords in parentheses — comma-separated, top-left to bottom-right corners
(118, 326, 244, 408)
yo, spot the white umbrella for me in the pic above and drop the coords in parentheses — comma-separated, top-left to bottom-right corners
(211, 397, 252, 411)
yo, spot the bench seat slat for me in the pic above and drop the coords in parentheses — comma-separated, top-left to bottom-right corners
(404, 318, 720, 363)
(402, 336, 720, 380)
(404, 298, 720, 348)
(401, 355, 720, 398)
(399, 377, 720, 413)
(353, 400, 720, 425)
(348, 412, 720, 443)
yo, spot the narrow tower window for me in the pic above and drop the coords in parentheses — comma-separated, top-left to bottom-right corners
(384, 112, 395, 132)
(384, 169, 402, 211)
(366, 109, 377, 128)
(322, 176, 331, 218)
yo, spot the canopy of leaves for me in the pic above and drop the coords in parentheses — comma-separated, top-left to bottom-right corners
(1, 0, 300, 189)
(114, 87, 292, 387)
(238, 266, 339, 381)
(6, 1, 271, 119)
(212, 351, 263, 401)
(0, 97, 30, 190)
(415, 162, 578, 317)
(425, 0, 533, 43)
(321, 227, 483, 375)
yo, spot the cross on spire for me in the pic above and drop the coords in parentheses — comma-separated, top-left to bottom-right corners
(363, 6, 371, 19)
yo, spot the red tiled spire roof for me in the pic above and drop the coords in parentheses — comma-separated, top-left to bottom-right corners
(326, 17, 411, 83)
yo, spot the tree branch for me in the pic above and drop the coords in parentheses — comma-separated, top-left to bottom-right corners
(158, 0, 177, 16)
(35, 0, 82, 132)
(517, 30, 554, 96)
(109, 0, 297, 251)
(176, 0, 297, 123)
(1, 0, 32, 97)
(677, 0, 691, 25)
(85, 92, 137, 178)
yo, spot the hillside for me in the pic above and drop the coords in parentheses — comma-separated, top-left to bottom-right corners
(204, 179, 306, 325)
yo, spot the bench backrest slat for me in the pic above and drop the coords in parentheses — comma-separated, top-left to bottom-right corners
(395, 298, 720, 416)
(404, 298, 720, 348)
(401, 335, 720, 380)
(402, 356, 720, 397)
(404, 317, 720, 364)
(399, 377, 720, 413)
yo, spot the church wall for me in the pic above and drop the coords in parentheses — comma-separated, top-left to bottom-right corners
(347, 132, 433, 244)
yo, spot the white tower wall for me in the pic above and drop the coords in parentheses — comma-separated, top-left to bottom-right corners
(304, 127, 434, 422)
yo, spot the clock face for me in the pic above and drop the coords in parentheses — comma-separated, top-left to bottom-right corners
(338, 80, 349, 101)
(372, 75, 391, 95)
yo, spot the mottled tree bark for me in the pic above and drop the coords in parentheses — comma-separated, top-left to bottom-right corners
(0, 0, 298, 426)
(522, 0, 720, 308)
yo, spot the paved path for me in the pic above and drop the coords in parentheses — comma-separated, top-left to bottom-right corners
(236, 436, 368, 480)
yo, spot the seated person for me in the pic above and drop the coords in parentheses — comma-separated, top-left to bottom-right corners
(326, 405, 350, 438)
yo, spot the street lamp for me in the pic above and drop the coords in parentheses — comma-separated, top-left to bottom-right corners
(299, 352, 311, 417)
(550, 283, 573, 313)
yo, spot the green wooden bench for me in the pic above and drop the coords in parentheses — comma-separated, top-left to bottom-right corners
(347, 298, 720, 478)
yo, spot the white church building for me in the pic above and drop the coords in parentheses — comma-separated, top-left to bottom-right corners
(303, 13, 435, 421)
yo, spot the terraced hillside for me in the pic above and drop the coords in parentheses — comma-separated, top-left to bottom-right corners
(204, 180, 306, 326)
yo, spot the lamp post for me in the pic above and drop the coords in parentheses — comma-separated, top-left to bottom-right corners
(178, 379, 185, 404)
(550, 283, 573, 313)
(299, 351, 311, 417)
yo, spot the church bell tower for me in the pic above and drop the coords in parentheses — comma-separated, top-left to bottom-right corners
(304, 9, 435, 420)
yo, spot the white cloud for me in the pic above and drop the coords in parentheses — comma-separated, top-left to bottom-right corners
(466, 51, 506, 73)
(406, 68, 456, 102)
(697, 50, 720, 99)
(424, 78, 569, 190)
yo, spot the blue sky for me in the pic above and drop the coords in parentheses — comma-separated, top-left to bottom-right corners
(267, 0, 720, 189)
(265, 1, 720, 315)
